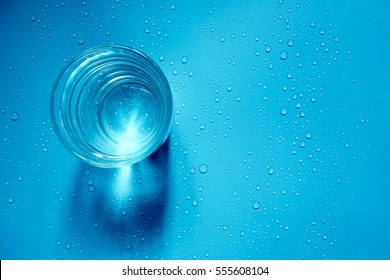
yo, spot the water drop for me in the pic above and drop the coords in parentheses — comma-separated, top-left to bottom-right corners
(30, 15, 36, 22)
(226, 85, 233, 92)
(10, 112, 20, 121)
(265, 45, 272, 53)
(8, 196, 15, 204)
(281, 188, 287, 195)
(279, 51, 288, 60)
(280, 107, 288, 116)
(159, 55, 165, 61)
(170, 4, 176, 10)
(268, 167, 275, 175)
(87, 178, 94, 185)
(181, 56, 188, 64)
(78, 37, 84, 45)
(121, 209, 127, 216)
(192, 200, 198, 207)
(8, 65, 13, 71)
(287, 39, 294, 47)
(305, 132, 312, 139)
(199, 164, 208, 174)
(93, 221, 100, 228)
(252, 201, 261, 209)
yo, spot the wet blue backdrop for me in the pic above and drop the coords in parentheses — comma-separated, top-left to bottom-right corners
(1, 0, 389, 259)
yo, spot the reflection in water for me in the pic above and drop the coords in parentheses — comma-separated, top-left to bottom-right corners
(67, 139, 170, 259)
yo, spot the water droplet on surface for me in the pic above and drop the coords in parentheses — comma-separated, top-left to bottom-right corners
(93, 221, 100, 228)
(10, 112, 20, 121)
(181, 56, 188, 64)
(305, 132, 312, 139)
(279, 51, 288, 60)
(170, 4, 176, 10)
(17, 175, 23, 181)
(252, 201, 261, 209)
(280, 107, 288, 116)
(87, 178, 94, 186)
(268, 167, 275, 175)
(30, 15, 36, 22)
(265, 45, 272, 53)
(192, 200, 198, 207)
(8, 65, 13, 71)
(199, 164, 208, 174)
(78, 37, 84, 45)
(8, 196, 15, 204)
(281, 188, 287, 195)
(226, 85, 233, 92)
(121, 209, 127, 216)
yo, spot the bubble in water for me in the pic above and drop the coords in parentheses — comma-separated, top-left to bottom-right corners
(121, 209, 127, 216)
(280, 107, 288, 116)
(279, 51, 288, 60)
(87, 178, 94, 186)
(10, 112, 20, 121)
(84, 169, 91, 177)
(93, 221, 100, 228)
(8, 196, 15, 204)
(181, 56, 188, 64)
(268, 167, 275, 175)
(199, 164, 208, 174)
(252, 201, 261, 209)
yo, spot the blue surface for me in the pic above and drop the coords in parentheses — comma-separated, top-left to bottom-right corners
(0, 0, 389, 259)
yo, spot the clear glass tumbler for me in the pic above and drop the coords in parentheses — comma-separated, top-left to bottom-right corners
(50, 46, 173, 168)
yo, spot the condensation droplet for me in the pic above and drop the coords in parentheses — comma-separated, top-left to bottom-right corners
(8, 196, 15, 204)
(252, 201, 261, 209)
(10, 112, 20, 121)
(93, 221, 100, 228)
(199, 164, 208, 174)
(181, 56, 188, 64)
(226, 85, 233, 92)
(268, 167, 275, 175)
(280, 107, 288, 116)
(279, 51, 288, 60)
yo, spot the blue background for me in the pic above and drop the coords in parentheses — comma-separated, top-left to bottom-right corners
(1, 0, 389, 259)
